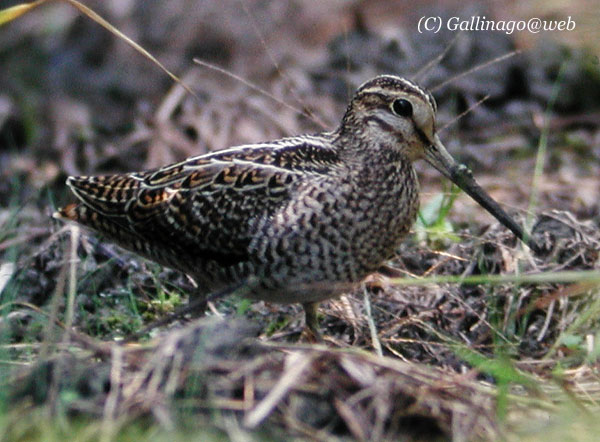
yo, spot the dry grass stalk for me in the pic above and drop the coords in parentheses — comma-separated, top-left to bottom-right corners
(11, 318, 501, 440)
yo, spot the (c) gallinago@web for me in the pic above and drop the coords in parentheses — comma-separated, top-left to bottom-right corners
(55, 75, 537, 338)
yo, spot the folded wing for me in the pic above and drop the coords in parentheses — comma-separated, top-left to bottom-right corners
(56, 139, 339, 271)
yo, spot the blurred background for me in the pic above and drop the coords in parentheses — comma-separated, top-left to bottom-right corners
(0, 0, 599, 334)
(1, 0, 598, 203)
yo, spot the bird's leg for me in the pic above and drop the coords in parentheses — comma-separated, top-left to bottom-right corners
(302, 301, 323, 342)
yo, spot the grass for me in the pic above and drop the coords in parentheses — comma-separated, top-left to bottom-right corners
(0, 409, 229, 442)
(1, 179, 598, 441)
(525, 60, 568, 232)
(1, 1, 599, 440)
(1, 168, 593, 440)
(415, 184, 461, 246)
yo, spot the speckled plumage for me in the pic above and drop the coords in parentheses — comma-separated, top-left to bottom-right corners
(55, 75, 527, 335)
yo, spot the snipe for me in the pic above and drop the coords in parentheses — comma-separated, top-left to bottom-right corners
(55, 75, 536, 337)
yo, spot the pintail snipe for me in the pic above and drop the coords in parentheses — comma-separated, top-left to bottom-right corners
(55, 75, 536, 338)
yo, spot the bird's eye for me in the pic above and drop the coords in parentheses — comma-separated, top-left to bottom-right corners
(391, 99, 413, 118)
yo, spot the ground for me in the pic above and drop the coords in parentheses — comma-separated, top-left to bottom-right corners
(0, 1, 599, 440)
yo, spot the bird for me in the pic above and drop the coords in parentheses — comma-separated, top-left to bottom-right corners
(55, 75, 534, 339)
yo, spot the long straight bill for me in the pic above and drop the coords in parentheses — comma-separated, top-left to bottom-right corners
(425, 135, 540, 253)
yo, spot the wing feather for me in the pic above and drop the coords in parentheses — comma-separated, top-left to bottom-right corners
(59, 138, 340, 270)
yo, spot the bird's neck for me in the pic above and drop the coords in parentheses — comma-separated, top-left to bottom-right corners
(332, 127, 410, 171)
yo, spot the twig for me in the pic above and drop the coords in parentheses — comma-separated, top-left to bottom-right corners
(363, 286, 383, 357)
(432, 50, 521, 92)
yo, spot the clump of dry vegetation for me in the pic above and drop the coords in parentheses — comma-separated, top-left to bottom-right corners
(9, 319, 499, 440)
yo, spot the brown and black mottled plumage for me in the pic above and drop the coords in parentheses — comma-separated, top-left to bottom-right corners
(55, 75, 530, 337)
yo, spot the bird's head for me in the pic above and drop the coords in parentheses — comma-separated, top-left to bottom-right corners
(341, 75, 538, 252)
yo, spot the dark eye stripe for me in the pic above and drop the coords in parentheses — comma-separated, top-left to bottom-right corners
(364, 116, 394, 132)
(413, 125, 431, 146)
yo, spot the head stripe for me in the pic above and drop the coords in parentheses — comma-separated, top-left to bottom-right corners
(356, 75, 437, 114)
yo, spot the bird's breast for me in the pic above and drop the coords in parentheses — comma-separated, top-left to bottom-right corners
(345, 160, 419, 268)
(242, 160, 420, 296)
